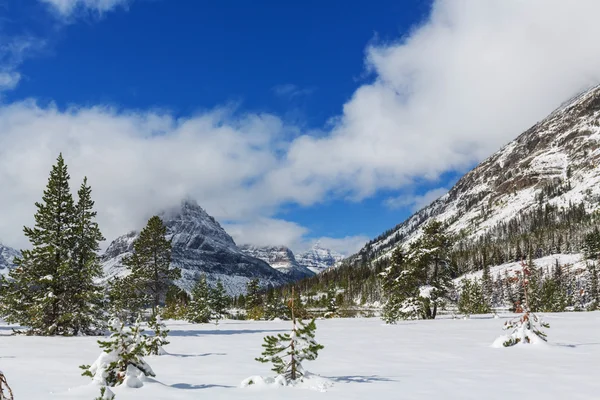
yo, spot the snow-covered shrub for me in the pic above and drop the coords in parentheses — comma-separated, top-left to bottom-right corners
(145, 315, 169, 356)
(80, 317, 155, 388)
(93, 386, 115, 400)
(499, 312, 549, 347)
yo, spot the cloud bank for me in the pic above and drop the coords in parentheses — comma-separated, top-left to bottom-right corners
(40, 0, 131, 17)
(4, 0, 600, 255)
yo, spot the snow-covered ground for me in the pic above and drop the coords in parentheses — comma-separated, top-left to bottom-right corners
(1, 314, 600, 399)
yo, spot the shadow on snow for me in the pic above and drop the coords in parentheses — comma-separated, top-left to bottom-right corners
(169, 329, 287, 337)
(325, 375, 397, 384)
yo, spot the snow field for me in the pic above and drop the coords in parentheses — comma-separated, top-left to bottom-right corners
(1, 314, 600, 399)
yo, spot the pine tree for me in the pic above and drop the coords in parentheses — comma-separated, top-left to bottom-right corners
(458, 278, 490, 317)
(264, 291, 288, 320)
(380, 249, 422, 323)
(187, 275, 212, 323)
(588, 262, 600, 310)
(245, 279, 263, 320)
(80, 317, 155, 388)
(210, 279, 229, 325)
(145, 315, 169, 355)
(67, 177, 106, 335)
(481, 263, 493, 306)
(408, 220, 454, 319)
(122, 216, 181, 317)
(0, 154, 76, 335)
(108, 276, 146, 323)
(324, 286, 338, 318)
(255, 290, 324, 382)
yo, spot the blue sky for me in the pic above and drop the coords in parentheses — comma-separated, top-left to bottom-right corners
(1, 0, 600, 254)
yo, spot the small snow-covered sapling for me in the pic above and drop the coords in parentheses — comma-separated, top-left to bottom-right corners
(254, 289, 324, 383)
(145, 315, 170, 356)
(500, 260, 550, 347)
(80, 317, 155, 388)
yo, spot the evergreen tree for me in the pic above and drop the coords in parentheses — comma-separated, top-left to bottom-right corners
(380, 249, 421, 323)
(210, 279, 229, 325)
(264, 291, 288, 320)
(408, 220, 454, 319)
(187, 275, 212, 323)
(458, 278, 490, 317)
(80, 317, 155, 388)
(324, 286, 338, 318)
(588, 262, 600, 310)
(481, 263, 493, 306)
(255, 291, 324, 382)
(245, 279, 263, 320)
(108, 276, 146, 323)
(67, 177, 106, 335)
(122, 216, 181, 316)
(0, 154, 76, 335)
(145, 315, 169, 355)
(162, 285, 189, 319)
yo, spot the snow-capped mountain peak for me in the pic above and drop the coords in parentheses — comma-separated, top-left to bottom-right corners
(296, 242, 345, 274)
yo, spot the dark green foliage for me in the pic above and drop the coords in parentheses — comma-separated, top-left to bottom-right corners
(245, 278, 264, 320)
(0, 155, 105, 335)
(458, 278, 490, 316)
(80, 317, 155, 387)
(380, 249, 421, 323)
(108, 275, 146, 323)
(145, 315, 169, 355)
(187, 275, 211, 323)
(256, 318, 324, 381)
(264, 290, 288, 320)
(210, 279, 229, 324)
(324, 286, 338, 317)
(67, 177, 106, 335)
(122, 216, 181, 316)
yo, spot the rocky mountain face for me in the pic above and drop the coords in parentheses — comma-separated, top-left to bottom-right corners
(0, 243, 19, 276)
(101, 200, 291, 295)
(296, 242, 345, 274)
(239, 245, 315, 280)
(354, 84, 600, 265)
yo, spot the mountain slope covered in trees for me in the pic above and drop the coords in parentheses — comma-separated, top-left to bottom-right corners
(290, 84, 600, 310)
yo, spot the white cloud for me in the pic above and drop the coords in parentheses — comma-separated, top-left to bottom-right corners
(264, 0, 600, 204)
(40, 0, 130, 17)
(224, 218, 309, 250)
(385, 187, 448, 212)
(5, 0, 600, 255)
(309, 236, 370, 256)
(272, 84, 315, 99)
(224, 217, 367, 256)
(0, 72, 20, 91)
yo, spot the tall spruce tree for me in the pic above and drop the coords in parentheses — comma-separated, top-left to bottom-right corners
(408, 220, 454, 319)
(67, 177, 106, 335)
(380, 248, 422, 323)
(0, 154, 76, 335)
(210, 279, 229, 324)
(245, 278, 263, 320)
(122, 216, 181, 316)
(187, 275, 212, 323)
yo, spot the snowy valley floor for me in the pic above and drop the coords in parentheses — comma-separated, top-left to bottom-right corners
(1, 313, 600, 399)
